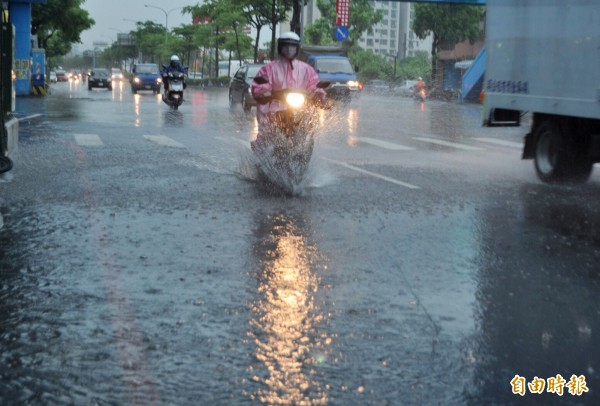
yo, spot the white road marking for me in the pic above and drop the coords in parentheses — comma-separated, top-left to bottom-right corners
(359, 137, 415, 151)
(413, 137, 483, 151)
(475, 137, 522, 149)
(73, 133, 103, 146)
(18, 114, 42, 121)
(326, 159, 420, 189)
(143, 135, 185, 148)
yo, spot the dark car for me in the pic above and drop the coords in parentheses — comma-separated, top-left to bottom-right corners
(131, 63, 161, 94)
(88, 68, 112, 90)
(228, 63, 265, 112)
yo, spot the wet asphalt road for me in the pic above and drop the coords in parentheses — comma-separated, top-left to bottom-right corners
(1, 80, 599, 405)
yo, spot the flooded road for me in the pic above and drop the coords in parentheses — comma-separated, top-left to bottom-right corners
(1, 81, 599, 404)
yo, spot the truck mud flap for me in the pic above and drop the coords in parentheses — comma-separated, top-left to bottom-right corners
(523, 132, 535, 159)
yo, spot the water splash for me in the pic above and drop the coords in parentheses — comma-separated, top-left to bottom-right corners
(238, 141, 336, 196)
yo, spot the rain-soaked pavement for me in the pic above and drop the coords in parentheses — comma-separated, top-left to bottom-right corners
(1, 80, 599, 405)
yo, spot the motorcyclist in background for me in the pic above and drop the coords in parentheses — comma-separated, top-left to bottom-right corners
(162, 55, 187, 92)
(414, 76, 426, 96)
(251, 32, 326, 152)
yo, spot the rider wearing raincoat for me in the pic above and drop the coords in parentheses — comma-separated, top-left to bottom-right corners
(251, 32, 326, 151)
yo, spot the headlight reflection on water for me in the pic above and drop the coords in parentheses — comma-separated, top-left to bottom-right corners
(249, 214, 331, 405)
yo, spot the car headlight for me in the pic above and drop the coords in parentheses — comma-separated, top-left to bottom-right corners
(285, 93, 305, 108)
(134, 77, 140, 83)
(347, 80, 359, 88)
(157, 78, 162, 84)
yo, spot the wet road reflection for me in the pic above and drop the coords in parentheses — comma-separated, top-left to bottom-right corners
(248, 212, 331, 405)
(468, 184, 600, 404)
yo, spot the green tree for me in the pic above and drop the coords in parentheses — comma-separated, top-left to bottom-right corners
(396, 51, 431, 82)
(252, 0, 293, 60)
(31, 0, 94, 59)
(230, 0, 270, 62)
(131, 21, 165, 63)
(412, 3, 483, 80)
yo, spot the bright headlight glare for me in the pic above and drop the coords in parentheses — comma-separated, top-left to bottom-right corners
(286, 93, 305, 108)
(348, 80, 358, 87)
(134, 78, 140, 83)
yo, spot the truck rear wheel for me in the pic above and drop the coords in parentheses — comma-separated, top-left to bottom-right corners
(534, 120, 592, 183)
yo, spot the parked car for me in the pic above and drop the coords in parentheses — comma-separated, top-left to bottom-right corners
(55, 70, 68, 82)
(394, 80, 419, 97)
(88, 68, 112, 90)
(111, 68, 124, 81)
(228, 63, 265, 112)
(49, 71, 57, 83)
(130, 63, 161, 94)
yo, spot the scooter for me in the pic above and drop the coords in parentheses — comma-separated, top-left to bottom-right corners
(161, 69, 186, 110)
(414, 88, 427, 102)
(252, 76, 330, 191)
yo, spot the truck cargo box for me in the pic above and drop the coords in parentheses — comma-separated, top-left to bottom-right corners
(483, 0, 600, 184)
(484, 0, 600, 124)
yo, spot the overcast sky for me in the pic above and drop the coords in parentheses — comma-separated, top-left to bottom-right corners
(79, 0, 194, 50)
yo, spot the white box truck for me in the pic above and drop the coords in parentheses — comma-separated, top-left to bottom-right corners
(483, 0, 600, 183)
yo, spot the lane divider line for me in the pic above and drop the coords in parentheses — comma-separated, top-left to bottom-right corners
(326, 159, 420, 189)
(359, 137, 415, 151)
(475, 137, 522, 149)
(413, 137, 483, 151)
(143, 135, 185, 148)
(74, 133, 103, 146)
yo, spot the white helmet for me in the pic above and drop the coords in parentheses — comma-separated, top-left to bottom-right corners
(277, 32, 301, 60)
(418, 77, 422, 81)
(170, 55, 180, 62)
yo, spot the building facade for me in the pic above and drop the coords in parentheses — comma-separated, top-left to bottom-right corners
(284, 1, 432, 61)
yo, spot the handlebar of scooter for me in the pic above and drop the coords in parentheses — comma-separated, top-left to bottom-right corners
(253, 76, 331, 109)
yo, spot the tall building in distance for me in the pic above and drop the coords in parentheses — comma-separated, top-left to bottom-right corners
(358, 2, 432, 60)
(290, 1, 432, 61)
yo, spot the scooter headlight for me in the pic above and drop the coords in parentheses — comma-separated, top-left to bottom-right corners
(286, 93, 305, 108)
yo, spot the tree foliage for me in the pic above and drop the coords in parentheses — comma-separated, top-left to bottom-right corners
(412, 4, 483, 78)
(31, 0, 94, 59)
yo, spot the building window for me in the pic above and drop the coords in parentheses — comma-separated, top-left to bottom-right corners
(390, 40, 396, 49)
(367, 39, 373, 46)
(381, 39, 388, 46)
(380, 29, 388, 36)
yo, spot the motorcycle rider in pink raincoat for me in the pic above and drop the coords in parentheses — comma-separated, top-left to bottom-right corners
(251, 32, 326, 152)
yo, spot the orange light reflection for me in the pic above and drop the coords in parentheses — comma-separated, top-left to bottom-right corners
(250, 215, 330, 405)
(347, 108, 359, 146)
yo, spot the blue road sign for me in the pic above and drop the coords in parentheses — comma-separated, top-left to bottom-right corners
(334, 26, 349, 42)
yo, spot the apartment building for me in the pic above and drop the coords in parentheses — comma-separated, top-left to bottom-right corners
(359, 2, 432, 59)
(283, 1, 432, 61)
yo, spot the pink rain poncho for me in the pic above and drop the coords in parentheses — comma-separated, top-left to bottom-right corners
(251, 58, 326, 142)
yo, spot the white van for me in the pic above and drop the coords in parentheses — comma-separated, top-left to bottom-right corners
(218, 60, 243, 78)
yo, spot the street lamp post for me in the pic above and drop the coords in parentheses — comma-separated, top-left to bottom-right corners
(144, 4, 184, 44)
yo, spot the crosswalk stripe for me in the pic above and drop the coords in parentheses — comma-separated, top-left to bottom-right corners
(143, 135, 185, 148)
(74, 133, 103, 146)
(475, 137, 522, 149)
(359, 137, 415, 151)
(326, 159, 420, 189)
(413, 137, 482, 151)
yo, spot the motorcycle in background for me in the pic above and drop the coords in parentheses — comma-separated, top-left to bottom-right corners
(161, 66, 186, 110)
(415, 88, 427, 102)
